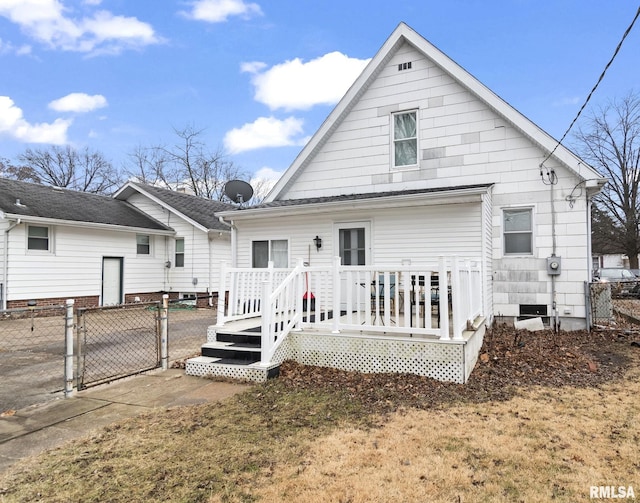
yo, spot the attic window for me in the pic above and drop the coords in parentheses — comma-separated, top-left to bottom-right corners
(398, 61, 412, 71)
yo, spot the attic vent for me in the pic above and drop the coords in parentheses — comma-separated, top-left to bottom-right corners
(398, 61, 412, 71)
(14, 198, 26, 207)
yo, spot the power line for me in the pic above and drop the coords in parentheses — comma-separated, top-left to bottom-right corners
(540, 5, 640, 170)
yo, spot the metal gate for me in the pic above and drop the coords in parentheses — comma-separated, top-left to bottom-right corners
(76, 302, 161, 390)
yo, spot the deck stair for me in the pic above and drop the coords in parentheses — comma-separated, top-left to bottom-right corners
(185, 326, 280, 382)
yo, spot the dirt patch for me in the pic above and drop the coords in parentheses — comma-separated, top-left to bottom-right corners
(277, 323, 637, 416)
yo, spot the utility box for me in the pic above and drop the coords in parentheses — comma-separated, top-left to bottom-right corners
(547, 256, 561, 275)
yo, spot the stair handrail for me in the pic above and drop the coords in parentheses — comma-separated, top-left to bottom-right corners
(260, 259, 305, 364)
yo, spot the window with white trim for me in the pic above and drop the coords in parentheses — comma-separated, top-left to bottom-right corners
(503, 208, 533, 255)
(252, 239, 288, 268)
(136, 234, 150, 255)
(175, 238, 185, 267)
(392, 110, 418, 168)
(27, 225, 50, 251)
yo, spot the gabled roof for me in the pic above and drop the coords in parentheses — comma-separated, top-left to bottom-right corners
(114, 182, 234, 232)
(0, 177, 172, 233)
(266, 22, 605, 202)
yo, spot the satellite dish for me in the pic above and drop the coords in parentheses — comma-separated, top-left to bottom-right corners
(224, 179, 254, 205)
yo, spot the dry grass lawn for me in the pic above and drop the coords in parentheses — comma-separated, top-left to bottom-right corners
(0, 328, 638, 502)
(252, 380, 640, 502)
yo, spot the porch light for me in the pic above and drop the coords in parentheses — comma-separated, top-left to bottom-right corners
(313, 235, 322, 251)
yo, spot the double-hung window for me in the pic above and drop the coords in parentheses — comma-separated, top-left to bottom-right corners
(393, 110, 418, 168)
(175, 238, 185, 267)
(503, 208, 533, 255)
(252, 239, 288, 268)
(27, 225, 50, 251)
(136, 234, 150, 255)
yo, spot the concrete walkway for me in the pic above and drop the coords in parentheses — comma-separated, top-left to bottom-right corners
(0, 369, 251, 475)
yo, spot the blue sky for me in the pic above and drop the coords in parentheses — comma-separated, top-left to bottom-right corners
(0, 1, 639, 187)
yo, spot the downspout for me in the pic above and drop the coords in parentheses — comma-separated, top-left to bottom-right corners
(3, 218, 21, 310)
(585, 191, 593, 332)
(550, 179, 559, 332)
(219, 216, 237, 268)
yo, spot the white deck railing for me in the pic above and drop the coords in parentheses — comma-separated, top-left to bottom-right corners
(217, 256, 483, 365)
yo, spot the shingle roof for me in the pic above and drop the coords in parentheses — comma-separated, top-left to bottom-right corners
(0, 178, 172, 231)
(233, 183, 493, 211)
(123, 182, 234, 231)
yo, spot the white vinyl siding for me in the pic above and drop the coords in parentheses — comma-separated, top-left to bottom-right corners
(234, 202, 482, 269)
(5, 225, 168, 301)
(125, 192, 231, 294)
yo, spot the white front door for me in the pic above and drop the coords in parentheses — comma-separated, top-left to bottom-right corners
(335, 222, 370, 310)
(102, 257, 123, 305)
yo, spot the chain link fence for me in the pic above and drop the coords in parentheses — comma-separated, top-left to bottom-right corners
(0, 305, 67, 411)
(0, 296, 217, 409)
(167, 296, 217, 363)
(587, 280, 640, 327)
(77, 302, 162, 390)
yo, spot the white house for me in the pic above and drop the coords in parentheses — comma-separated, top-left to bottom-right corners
(114, 181, 234, 305)
(185, 23, 606, 384)
(0, 178, 233, 309)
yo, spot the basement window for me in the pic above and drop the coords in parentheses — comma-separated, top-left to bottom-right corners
(518, 304, 549, 325)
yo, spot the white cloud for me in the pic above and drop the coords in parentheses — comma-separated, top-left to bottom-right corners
(224, 116, 308, 154)
(250, 166, 282, 199)
(243, 51, 370, 111)
(0, 37, 31, 55)
(0, 0, 161, 54)
(0, 96, 71, 144)
(240, 60, 266, 73)
(181, 0, 262, 23)
(553, 96, 581, 107)
(48, 92, 107, 113)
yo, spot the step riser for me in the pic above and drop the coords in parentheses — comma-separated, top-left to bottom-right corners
(216, 332, 262, 345)
(202, 347, 261, 361)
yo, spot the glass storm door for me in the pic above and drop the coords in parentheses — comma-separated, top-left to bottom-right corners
(336, 223, 370, 311)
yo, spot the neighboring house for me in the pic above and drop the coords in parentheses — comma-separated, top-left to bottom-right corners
(114, 181, 234, 304)
(0, 178, 233, 309)
(186, 23, 606, 384)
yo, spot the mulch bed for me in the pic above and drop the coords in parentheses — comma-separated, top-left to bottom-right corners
(276, 322, 639, 415)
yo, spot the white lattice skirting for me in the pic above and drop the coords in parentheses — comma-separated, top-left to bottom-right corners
(272, 328, 485, 384)
(188, 326, 485, 384)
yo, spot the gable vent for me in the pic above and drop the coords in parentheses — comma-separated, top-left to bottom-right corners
(398, 61, 412, 71)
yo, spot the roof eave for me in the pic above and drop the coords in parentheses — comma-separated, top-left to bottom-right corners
(0, 213, 175, 235)
(219, 185, 492, 221)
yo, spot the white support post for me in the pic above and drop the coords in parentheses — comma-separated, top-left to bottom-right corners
(450, 256, 463, 340)
(64, 299, 75, 397)
(438, 257, 450, 339)
(160, 294, 169, 370)
(260, 279, 272, 365)
(217, 262, 227, 326)
(296, 257, 304, 330)
(332, 256, 341, 333)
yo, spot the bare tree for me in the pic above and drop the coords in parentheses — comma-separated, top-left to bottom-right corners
(126, 124, 251, 201)
(16, 145, 122, 195)
(126, 144, 174, 187)
(575, 92, 640, 268)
